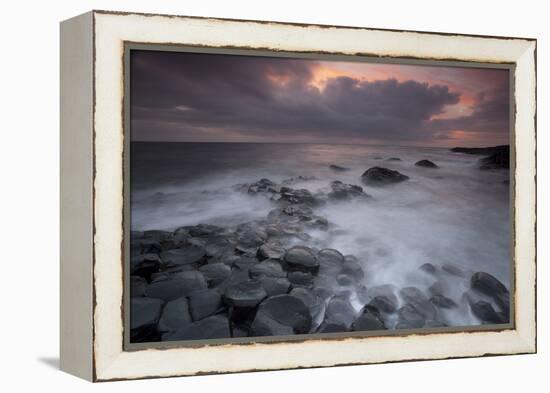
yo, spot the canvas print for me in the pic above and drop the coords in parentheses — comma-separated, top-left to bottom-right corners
(128, 49, 511, 344)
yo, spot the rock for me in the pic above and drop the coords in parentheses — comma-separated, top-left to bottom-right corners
(470, 300, 507, 324)
(352, 312, 386, 331)
(430, 294, 458, 309)
(317, 321, 348, 333)
(130, 276, 147, 297)
(399, 287, 437, 320)
(130, 297, 164, 342)
(131, 253, 162, 282)
(288, 271, 314, 288)
(415, 159, 438, 168)
(470, 272, 510, 312)
(223, 280, 267, 308)
(368, 295, 398, 314)
(250, 260, 286, 279)
(325, 295, 356, 328)
(479, 146, 510, 170)
(233, 255, 260, 270)
(146, 271, 207, 301)
(361, 167, 409, 186)
(139, 238, 162, 254)
(158, 296, 192, 332)
(397, 304, 426, 329)
(442, 263, 467, 277)
(281, 175, 317, 185)
(336, 274, 355, 286)
(247, 178, 279, 194)
(425, 320, 448, 328)
(250, 312, 295, 337)
(386, 157, 401, 161)
(160, 245, 206, 267)
(253, 294, 312, 334)
(419, 263, 438, 275)
(257, 243, 286, 260)
(290, 288, 325, 327)
(367, 285, 398, 309)
(284, 246, 319, 274)
(329, 164, 350, 172)
(204, 237, 235, 259)
(341, 258, 365, 280)
(450, 145, 507, 155)
(235, 229, 266, 254)
(162, 314, 231, 341)
(188, 289, 223, 321)
(199, 263, 231, 287)
(328, 181, 371, 201)
(258, 276, 291, 297)
(317, 248, 344, 274)
(278, 187, 317, 206)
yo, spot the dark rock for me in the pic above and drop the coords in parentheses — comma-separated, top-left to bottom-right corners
(130, 297, 164, 342)
(328, 181, 371, 201)
(188, 289, 223, 321)
(160, 245, 206, 267)
(231, 326, 250, 337)
(250, 312, 295, 337)
(397, 304, 426, 329)
(317, 248, 344, 274)
(278, 187, 317, 206)
(250, 260, 286, 279)
(258, 276, 291, 297)
(199, 263, 231, 287)
(367, 285, 398, 309)
(189, 224, 226, 238)
(288, 271, 314, 288)
(131, 253, 162, 282)
(430, 294, 458, 309)
(361, 167, 409, 186)
(162, 314, 231, 341)
(158, 296, 191, 332)
(232, 255, 260, 270)
(479, 146, 510, 170)
(425, 320, 448, 328)
(470, 272, 510, 312)
(415, 159, 438, 168)
(257, 243, 286, 260)
(317, 321, 348, 333)
(130, 276, 147, 297)
(325, 295, 356, 329)
(329, 164, 351, 172)
(284, 246, 319, 274)
(341, 258, 365, 280)
(138, 238, 162, 254)
(247, 178, 279, 194)
(470, 300, 507, 324)
(442, 263, 467, 277)
(336, 274, 355, 286)
(399, 287, 437, 320)
(252, 294, 312, 334)
(450, 146, 507, 155)
(428, 280, 447, 296)
(386, 157, 401, 161)
(146, 271, 207, 301)
(352, 311, 386, 331)
(368, 295, 398, 314)
(281, 175, 317, 185)
(290, 288, 325, 326)
(143, 230, 172, 241)
(419, 263, 438, 275)
(223, 280, 267, 308)
(204, 237, 235, 259)
(235, 229, 266, 254)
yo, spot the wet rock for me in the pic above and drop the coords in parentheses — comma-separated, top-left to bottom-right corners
(258, 276, 291, 296)
(328, 181, 371, 201)
(368, 295, 398, 314)
(130, 297, 164, 342)
(231, 326, 250, 337)
(143, 230, 172, 242)
(397, 304, 426, 329)
(139, 238, 162, 254)
(470, 300, 507, 324)
(161, 245, 206, 267)
(288, 271, 314, 288)
(130, 276, 147, 297)
(415, 159, 438, 168)
(341, 258, 365, 280)
(188, 289, 223, 321)
(235, 229, 266, 254)
(199, 263, 231, 287)
(479, 146, 510, 170)
(162, 314, 231, 341)
(428, 280, 447, 296)
(146, 271, 207, 301)
(257, 243, 286, 260)
(430, 294, 458, 309)
(425, 320, 448, 328)
(329, 164, 351, 172)
(317, 321, 348, 333)
(158, 296, 191, 333)
(399, 287, 437, 320)
(278, 187, 317, 206)
(250, 260, 286, 279)
(361, 167, 409, 186)
(223, 280, 267, 308)
(419, 263, 438, 275)
(247, 178, 279, 194)
(250, 312, 295, 337)
(317, 248, 344, 274)
(352, 311, 386, 331)
(284, 246, 319, 274)
(442, 263, 467, 277)
(131, 253, 162, 282)
(252, 294, 312, 334)
(367, 285, 398, 308)
(290, 288, 325, 327)
(189, 224, 226, 238)
(233, 255, 260, 270)
(325, 295, 356, 329)
(386, 157, 401, 161)
(204, 237, 235, 259)
(281, 175, 317, 185)
(470, 272, 510, 312)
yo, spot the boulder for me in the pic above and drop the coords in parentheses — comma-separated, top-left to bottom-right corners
(249, 260, 286, 279)
(257, 243, 286, 261)
(252, 294, 312, 334)
(157, 296, 192, 333)
(368, 295, 398, 314)
(317, 248, 344, 274)
(188, 224, 226, 238)
(130, 297, 164, 342)
(386, 157, 401, 161)
(367, 285, 398, 310)
(160, 245, 206, 267)
(317, 321, 348, 333)
(284, 246, 320, 274)
(204, 237, 235, 259)
(138, 238, 162, 254)
(352, 311, 386, 331)
(396, 304, 426, 329)
(188, 289, 223, 321)
(399, 287, 437, 320)
(470, 272, 510, 312)
(258, 276, 291, 297)
(278, 187, 317, 206)
(415, 159, 438, 168)
(479, 146, 510, 170)
(419, 263, 438, 275)
(199, 263, 231, 287)
(341, 258, 365, 280)
(361, 167, 409, 186)
(162, 314, 231, 341)
(470, 300, 507, 324)
(146, 271, 207, 301)
(328, 181, 371, 201)
(223, 280, 267, 308)
(247, 178, 279, 194)
(442, 263, 467, 277)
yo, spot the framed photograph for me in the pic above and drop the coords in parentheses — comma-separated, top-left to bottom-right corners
(60, 10, 537, 381)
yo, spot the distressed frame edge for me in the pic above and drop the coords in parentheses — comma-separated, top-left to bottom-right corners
(59, 11, 95, 381)
(89, 11, 537, 381)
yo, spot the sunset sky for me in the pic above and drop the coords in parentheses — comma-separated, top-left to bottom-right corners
(131, 50, 510, 147)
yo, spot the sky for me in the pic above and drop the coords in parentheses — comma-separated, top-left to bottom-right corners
(130, 50, 510, 147)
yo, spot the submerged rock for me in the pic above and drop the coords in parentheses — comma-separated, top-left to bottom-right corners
(415, 159, 438, 168)
(278, 187, 317, 206)
(386, 157, 401, 161)
(396, 304, 426, 329)
(361, 167, 409, 186)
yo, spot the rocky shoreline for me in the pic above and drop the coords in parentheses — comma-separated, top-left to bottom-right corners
(130, 157, 510, 343)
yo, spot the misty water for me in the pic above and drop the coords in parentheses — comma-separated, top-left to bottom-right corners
(131, 142, 510, 328)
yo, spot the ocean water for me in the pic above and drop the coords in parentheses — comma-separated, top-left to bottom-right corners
(131, 142, 510, 327)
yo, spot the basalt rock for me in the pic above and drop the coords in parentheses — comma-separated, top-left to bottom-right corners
(146, 271, 207, 301)
(160, 245, 206, 267)
(223, 280, 268, 309)
(188, 289, 223, 321)
(361, 167, 409, 186)
(130, 297, 164, 342)
(199, 263, 232, 287)
(284, 246, 319, 274)
(252, 294, 312, 334)
(157, 296, 192, 333)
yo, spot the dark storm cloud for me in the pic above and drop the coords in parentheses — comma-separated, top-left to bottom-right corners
(130, 50, 509, 144)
